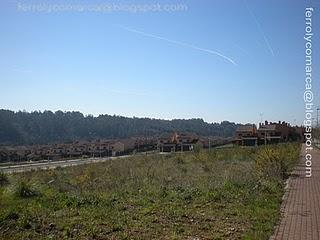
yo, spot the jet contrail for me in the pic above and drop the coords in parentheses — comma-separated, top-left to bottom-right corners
(117, 25, 237, 66)
(245, 1, 275, 56)
(110, 89, 156, 97)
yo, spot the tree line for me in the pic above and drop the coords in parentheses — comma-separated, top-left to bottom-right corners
(0, 109, 240, 145)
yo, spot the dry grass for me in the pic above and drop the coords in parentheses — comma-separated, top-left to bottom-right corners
(0, 143, 300, 239)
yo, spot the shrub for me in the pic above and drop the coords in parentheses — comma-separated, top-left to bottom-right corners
(0, 172, 9, 186)
(255, 144, 300, 181)
(255, 148, 282, 180)
(15, 181, 38, 198)
(4, 211, 19, 221)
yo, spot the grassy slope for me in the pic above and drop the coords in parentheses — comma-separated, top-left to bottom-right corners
(0, 143, 300, 240)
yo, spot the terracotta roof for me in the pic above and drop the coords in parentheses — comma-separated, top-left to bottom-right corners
(258, 125, 277, 131)
(236, 125, 256, 132)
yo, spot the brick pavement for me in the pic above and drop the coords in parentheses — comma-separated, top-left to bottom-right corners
(270, 145, 320, 240)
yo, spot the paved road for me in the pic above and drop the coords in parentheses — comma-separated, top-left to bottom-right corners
(0, 156, 126, 173)
(0, 152, 166, 174)
(270, 145, 320, 240)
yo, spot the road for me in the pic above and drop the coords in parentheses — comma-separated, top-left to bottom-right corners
(0, 152, 167, 174)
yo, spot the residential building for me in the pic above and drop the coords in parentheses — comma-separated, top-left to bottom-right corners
(257, 121, 290, 144)
(235, 124, 258, 146)
(158, 132, 200, 152)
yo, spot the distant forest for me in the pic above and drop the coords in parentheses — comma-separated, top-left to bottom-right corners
(0, 109, 241, 145)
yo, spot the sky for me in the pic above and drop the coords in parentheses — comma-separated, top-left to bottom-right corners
(0, 0, 319, 125)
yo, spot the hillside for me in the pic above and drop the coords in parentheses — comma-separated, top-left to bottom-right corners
(0, 109, 240, 145)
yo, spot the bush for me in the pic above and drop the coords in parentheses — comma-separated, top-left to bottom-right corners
(15, 181, 38, 198)
(0, 172, 9, 186)
(255, 148, 282, 180)
(255, 143, 300, 180)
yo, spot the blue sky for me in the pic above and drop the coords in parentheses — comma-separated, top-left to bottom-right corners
(0, 0, 319, 125)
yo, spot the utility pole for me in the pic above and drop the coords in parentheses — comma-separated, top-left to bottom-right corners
(108, 143, 110, 157)
(317, 107, 320, 128)
(259, 113, 263, 125)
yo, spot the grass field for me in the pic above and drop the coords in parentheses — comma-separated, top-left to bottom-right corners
(0, 143, 300, 240)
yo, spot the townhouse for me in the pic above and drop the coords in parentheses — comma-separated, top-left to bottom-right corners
(157, 132, 200, 152)
(235, 120, 305, 146)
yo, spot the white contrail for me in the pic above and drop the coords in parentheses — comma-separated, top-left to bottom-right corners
(117, 25, 237, 66)
(109, 89, 165, 97)
(245, 1, 275, 56)
(11, 67, 32, 74)
(110, 89, 152, 96)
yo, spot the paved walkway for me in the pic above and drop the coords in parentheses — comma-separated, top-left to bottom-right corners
(271, 145, 320, 240)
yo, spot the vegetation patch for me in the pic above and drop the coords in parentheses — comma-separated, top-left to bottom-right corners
(14, 181, 39, 198)
(0, 172, 9, 186)
(0, 143, 300, 239)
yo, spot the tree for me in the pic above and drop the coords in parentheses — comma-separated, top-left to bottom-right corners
(0, 109, 240, 145)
